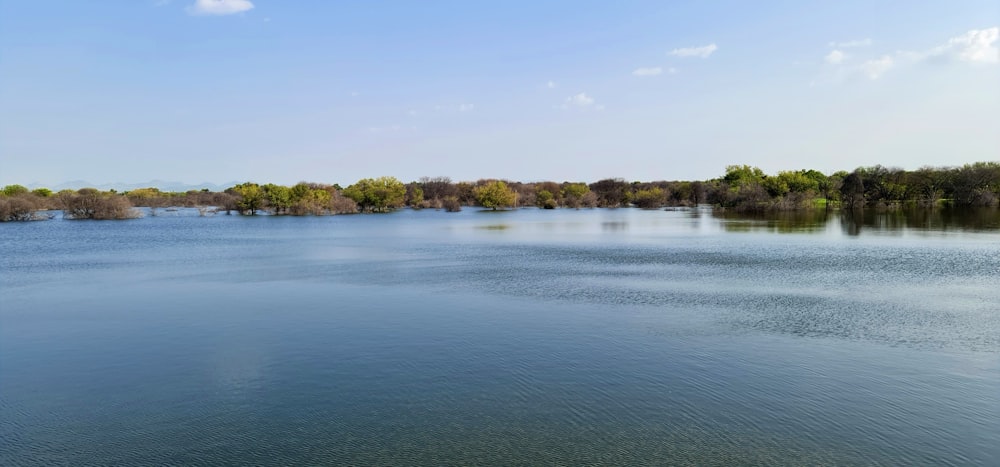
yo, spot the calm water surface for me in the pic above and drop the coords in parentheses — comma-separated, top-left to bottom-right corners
(2, 208, 999, 465)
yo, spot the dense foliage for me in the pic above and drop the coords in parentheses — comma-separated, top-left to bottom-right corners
(342, 177, 406, 213)
(474, 180, 517, 210)
(2, 162, 997, 221)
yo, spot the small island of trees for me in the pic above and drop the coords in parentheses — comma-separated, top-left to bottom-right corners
(1, 162, 998, 222)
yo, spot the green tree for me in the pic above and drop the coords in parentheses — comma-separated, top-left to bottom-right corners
(561, 182, 590, 208)
(290, 182, 312, 203)
(723, 165, 765, 187)
(289, 187, 334, 215)
(230, 183, 265, 215)
(475, 180, 516, 210)
(536, 189, 556, 209)
(264, 184, 293, 214)
(561, 182, 589, 198)
(406, 182, 424, 207)
(632, 187, 665, 208)
(343, 176, 406, 212)
(780, 171, 819, 193)
(308, 188, 332, 205)
(2, 184, 29, 196)
(800, 170, 828, 192)
(762, 176, 790, 197)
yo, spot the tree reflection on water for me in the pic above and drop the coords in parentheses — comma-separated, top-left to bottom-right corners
(712, 206, 1000, 235)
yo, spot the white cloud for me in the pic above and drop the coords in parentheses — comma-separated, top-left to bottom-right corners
(433, 104, 475, 113)
(815, 27, 997, 85)
(668, 43, 717, 58)
(547, 80, 557, 89)
(862, 55, 893, 79)
(567, 93, 594, 107)
(560, 92, 603, 111)
(929, 27, 999, 63)
(632, 67, 663, 76)
(825, 50, 847, 65)
(186, 0, 254, 16)
(828, 38, 872, 48)
(667, 67, 678, 74)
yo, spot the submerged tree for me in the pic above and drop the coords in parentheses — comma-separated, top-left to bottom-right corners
(589, 178, 631, 207)
(536, 189, 556, 209)
(60, 188, 140, 220)
(840, 171, 865, 209)
(264, 184, 293, 215)
(474, 180, 516, 210)
(632, 186, 666, 208)
(951, 162, 1000, 207)
(343, 176, 406, 212)
(0, 194, 47, 221)
(405, 182, 424, 207)
(229, 183, 265, 215)
(561, 182, 591, 208)
(0, 185, 49, 221)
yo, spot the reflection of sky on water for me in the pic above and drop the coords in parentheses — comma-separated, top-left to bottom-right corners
(211, 336, 269, 397)
(1, 207, 998, 465)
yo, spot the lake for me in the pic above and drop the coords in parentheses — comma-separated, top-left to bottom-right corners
(2, 207, 998, 465)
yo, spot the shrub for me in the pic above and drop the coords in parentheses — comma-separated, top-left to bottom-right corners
(442, 196, 462, 212)
(61, 189, 140, 220)
(0, 195, 48, 221)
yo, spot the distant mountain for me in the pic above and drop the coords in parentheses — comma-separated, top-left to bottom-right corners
(28, 180, 241, 193)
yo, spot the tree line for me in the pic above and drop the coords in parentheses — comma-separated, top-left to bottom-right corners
(2, 162, 997, 221)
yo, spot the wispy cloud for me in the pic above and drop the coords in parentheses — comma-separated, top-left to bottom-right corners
(816, 27, 997, 83)
(927, 27, 998, 63)
(668, 43, 717, 58)
(825, 50, 847, 65)
(568, 93, 594, 107)
(632, 67, 663, 77)
(186, 0, 254, 16)
(546, 80, 557, 89)
(559, 92, 603, 111)
(867, 27, 997, 75)
(862, 55, 894, 79)
(433, 103, 475, 113)
(828, 38, 872, 48)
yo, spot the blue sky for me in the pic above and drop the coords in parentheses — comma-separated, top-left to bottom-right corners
(1, 0, 997, 187)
